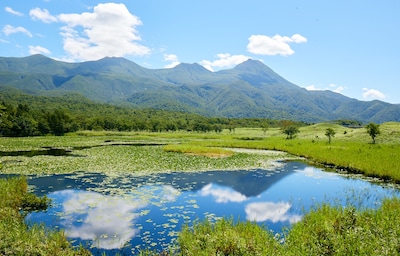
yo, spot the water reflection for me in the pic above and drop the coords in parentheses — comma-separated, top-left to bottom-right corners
(24, 161, 399, 255)
(245, 202, 301, 223)
(57, 190, 145, 250)
(200, 183, 247, 203)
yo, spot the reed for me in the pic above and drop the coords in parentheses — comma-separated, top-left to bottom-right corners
(0, 177, 90, 255)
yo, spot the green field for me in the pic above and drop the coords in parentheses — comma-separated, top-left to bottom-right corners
(1, 122, 399, 255)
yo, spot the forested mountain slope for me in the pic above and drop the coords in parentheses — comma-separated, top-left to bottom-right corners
(0, 55, 399, 123)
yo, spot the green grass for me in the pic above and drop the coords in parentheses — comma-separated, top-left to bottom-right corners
(163, 144, 235, 157)
(1, 122, 399, 255)
(0, 177, 90, 256)
(174, 198, 400, 256)
(191, 123, 400, 182)
(283, 199, 400, 255)
(177, 218, 280, 255)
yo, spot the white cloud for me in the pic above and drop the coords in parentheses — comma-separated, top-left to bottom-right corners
(200, 183, 247, 203)
(2, 25, 32, 37)
(30, 8, 57, 23)
(304, 83, 346, 94)
(305, 85, 318, 91)
(57, 3, 150, 61)
(247, 34, 307, 56)
(5, 7, 23, 16)
(200, 53, 250, 71)
(245, 201, 302, 223)
(29, 45, 51, 55)
(164, 54, 180, 68)
(333, 86, 345, 94)
(362, 88, 386, 100)
(297, 166, 339, 179)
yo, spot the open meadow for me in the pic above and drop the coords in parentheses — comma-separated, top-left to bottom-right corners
(0, 122, 399, 255)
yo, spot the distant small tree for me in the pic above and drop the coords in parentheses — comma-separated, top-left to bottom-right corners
(261, 123, 269, 136)
(325, 128, 336, 144)
(365, 122, 381, 144)
(282, 126, 299, 139)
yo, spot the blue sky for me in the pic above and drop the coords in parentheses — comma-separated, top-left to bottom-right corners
(1, 1, 399, 104)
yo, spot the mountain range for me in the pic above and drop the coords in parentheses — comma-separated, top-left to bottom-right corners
(0, 54, 399, 123)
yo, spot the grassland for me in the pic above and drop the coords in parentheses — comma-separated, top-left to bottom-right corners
(175, 198, 400, 255)
(0, 122, 399, 255)
(1, 122, 399, 180)
(0, 177, 89, 255)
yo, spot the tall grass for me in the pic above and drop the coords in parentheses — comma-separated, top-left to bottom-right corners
(284, 198, 400, 255)
(195, 123, 400, 182)
(0, 177, 90, 256)
(164, 198, 400, 255)
(178, 218, 281, 255)
(1, 122, 399, 255)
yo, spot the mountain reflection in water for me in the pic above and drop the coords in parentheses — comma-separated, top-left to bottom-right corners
(24, 161, 398, 255)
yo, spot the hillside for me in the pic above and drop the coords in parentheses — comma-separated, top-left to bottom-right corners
(0, 54, 399, 123)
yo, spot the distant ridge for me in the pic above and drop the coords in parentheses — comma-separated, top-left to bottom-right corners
(0, 54, 399, 123)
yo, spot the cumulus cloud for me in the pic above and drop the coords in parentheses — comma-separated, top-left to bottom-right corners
(305, 85, 318, 91)
(333, 86, 345, 94)
(164, 54, 180, 68)
(362, 88, 386, 100)
(5, 7, 23, 16)
(2, 25, 32, 37)
(304, 83, 346, 94)
(29, 45, 51, 55)
(200, 53, 250, 71)
(29, 3, 150, 61)
(329, 83, 346, 93)
(247, 34, 307, 56)
(30, 8, 57, 23)
(56, 3, 150, 61)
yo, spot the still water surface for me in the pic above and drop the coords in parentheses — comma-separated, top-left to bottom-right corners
(26, 161, 398, 255)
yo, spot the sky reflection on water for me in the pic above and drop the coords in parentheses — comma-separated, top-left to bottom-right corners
(25, 161, 398, 255)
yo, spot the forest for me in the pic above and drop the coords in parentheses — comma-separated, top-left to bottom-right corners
(0, 91, 316, 137)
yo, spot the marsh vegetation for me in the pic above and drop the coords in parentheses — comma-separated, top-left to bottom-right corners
(0, 122, 399, 255)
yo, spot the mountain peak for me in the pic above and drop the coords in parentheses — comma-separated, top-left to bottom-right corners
(174, 63, 211, 73)
(233, 59, 270, 72)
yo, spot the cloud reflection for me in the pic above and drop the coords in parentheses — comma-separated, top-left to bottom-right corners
(245, 202, 302, 224)
(52, 185, 181, 250)
(298, 167, 339, 179)
(199, 183, 248, 203)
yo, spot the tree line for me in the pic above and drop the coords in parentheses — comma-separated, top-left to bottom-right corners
(0, 96, 305, 137)
(2, 92, 374, 139)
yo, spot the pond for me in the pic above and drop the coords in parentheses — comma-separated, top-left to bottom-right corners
(25, 161, 398, 255)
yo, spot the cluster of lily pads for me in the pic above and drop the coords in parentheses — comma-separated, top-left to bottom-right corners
(1, 143, 291, 176)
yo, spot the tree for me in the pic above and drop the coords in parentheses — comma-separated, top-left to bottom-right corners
(261, 123, 269, 136)
(282, 126, 299, 139)
(365, 123, 381, 144)
(325, 128, 336, 144)
(47, 109, 74, 136)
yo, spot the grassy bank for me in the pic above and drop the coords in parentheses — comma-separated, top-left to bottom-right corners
(0, 122, 399, 255)
(191, 122, 400, 182)
(0, 177, 89, 255)
(175, 198, 400, 255)
(1, 123, 398, 180)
